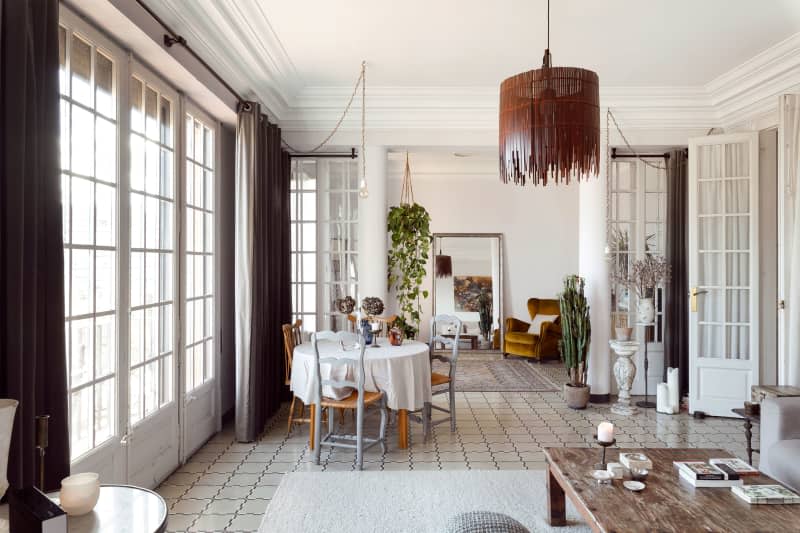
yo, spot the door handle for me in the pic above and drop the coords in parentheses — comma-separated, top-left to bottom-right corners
(690, 287, 708, 313)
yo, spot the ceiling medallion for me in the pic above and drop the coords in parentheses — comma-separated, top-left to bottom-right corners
(499, 0, 600, 186)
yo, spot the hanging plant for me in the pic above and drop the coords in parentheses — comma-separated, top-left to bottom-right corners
(387, 202, 431, 339)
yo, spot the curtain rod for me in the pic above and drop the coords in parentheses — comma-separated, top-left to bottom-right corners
(290, 148, 358, 159)
(610, 147, 688, 160)
(134, 0, 246, 107)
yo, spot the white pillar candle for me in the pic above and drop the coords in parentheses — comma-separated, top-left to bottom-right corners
(656, 383, 670, 414)
(597, 422, 614, 443)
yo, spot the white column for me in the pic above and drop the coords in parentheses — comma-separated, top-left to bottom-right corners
(579, 127, 612, 397)
(358, 145, 388, 305)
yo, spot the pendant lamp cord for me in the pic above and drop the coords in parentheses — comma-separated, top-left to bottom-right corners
(547, 0, 550, 50)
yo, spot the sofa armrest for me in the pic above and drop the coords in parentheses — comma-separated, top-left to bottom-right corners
(540, 321, 561, 339)
(505, 317, 530, 333)
(762, 397, 800, 446)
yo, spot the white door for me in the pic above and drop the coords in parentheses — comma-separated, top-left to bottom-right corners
(182, 105, 220, 458)
(688, 132, 760, 416)
(125, 64, 181, 488)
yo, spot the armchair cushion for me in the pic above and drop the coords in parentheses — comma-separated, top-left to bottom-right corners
(528, 314, 558, 334)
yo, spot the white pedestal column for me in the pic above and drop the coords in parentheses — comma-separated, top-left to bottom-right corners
(357, 145, 388, 305)
(579, 128, 611, 398)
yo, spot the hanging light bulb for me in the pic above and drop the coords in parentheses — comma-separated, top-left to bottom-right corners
(359, 178, 369, 198)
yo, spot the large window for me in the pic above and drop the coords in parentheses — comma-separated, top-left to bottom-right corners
(610, 158, 668, 342)
(60, 26, 118, 459)
(184, 112, 215, 392)
(59, 13, 219, 465)
(128, 75, 176, 424)
(290, 159, 359, 332)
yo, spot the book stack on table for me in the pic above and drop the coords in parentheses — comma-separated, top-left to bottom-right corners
(732, 485, 800, 505)
(673, 458, 758, 488)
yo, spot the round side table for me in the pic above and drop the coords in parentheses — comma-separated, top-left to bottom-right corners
(1, 484, 168, 533)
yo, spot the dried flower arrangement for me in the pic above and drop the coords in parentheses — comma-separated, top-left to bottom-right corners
(361, 297, 385, 317)
(611, 254, 672, 298)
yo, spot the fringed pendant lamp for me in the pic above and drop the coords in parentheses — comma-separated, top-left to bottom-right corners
(435, 238, 452, 279)
(499, 0, 600, 186)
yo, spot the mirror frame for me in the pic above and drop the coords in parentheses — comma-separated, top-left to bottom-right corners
(431, 232, 504, 351)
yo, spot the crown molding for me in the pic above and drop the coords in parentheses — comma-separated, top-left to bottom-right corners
(150, 0, 300, 117)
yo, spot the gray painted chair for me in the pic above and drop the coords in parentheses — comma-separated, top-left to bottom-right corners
(411, 315, 462, 439)
(312, 331, 387, 470)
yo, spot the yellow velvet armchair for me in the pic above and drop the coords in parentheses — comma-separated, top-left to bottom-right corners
(503, 298, 561, 361)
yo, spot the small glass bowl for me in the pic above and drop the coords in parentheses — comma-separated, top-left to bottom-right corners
(592, 470, 613, 485)
(630, 467, 649, 481)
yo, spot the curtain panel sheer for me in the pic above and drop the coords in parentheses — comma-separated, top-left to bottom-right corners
(0, 0, 70, 491)
(665, 149, 689, 395)
(235, 103, 291, 442)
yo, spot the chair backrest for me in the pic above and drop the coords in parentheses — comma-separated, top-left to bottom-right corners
(282, 319, 303, 384)
(430, 314, 462, 364)
(527, 298, 560, 320)
(312, 331, 366, 401)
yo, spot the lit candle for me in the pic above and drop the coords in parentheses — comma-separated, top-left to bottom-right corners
(597, 422, 614, 443)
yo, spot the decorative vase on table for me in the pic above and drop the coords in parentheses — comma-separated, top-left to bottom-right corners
(360, 319, 374, 345)
(637, 297, 655, 324)
(609, 341, 639, 416)
(0, 399, 19, 500)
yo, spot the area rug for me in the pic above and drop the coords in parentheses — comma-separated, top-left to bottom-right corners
(432, 354, 561, 392)
(259, 470, 589, 533)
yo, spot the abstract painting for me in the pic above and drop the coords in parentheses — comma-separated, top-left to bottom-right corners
(453, 275, 493, 312)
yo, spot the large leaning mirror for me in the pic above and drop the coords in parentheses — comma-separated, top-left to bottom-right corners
(432, 233, 503, 352)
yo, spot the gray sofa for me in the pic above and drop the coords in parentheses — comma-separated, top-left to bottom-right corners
(759, 396, 800, 492)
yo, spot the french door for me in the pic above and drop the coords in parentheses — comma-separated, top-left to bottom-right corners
(60, 8, 219, 487)
(688, 132, 760, 416)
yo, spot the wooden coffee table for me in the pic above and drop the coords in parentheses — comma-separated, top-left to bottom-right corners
(544, 447, 800, 533)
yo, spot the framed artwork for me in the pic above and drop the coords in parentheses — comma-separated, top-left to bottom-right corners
(453, 275, 492, 312)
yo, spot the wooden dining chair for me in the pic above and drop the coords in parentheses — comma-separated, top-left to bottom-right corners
(282, 319, 311, 435)
(410, 315, 462, 439)
(312, 331, 387, 470)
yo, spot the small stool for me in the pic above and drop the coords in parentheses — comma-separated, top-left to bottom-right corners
(445, 511, 530, 533)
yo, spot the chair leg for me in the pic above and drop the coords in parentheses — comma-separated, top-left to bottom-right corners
(422, 401, 431, 441)
(328, 403, 335, 436)
(449, 384, 456, 433)
(287, 395, 297, 435)
(356, 404, 364, 471)
(313, 403, 322, 465)
(379, 397, 387, 454)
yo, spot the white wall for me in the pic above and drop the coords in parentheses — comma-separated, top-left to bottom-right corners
(386, 152, 580, 342)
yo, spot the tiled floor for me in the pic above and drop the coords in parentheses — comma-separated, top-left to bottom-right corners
(157, 361, 757, 532)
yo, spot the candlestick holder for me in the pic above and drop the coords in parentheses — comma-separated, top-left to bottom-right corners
(593, 436, 616, 470)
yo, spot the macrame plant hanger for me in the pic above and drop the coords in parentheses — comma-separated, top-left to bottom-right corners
(400, 151, 415, 205)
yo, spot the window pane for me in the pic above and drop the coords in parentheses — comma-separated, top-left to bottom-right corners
(203, 127, 213, 168)
(144, 360, 158, 416)
(95, 52, 114, 118)
(160, 253, 173, 301)
(96, 117, 116, 183)
(130, 134, 145, 191)
(130, 78, 144, 133)
(130, 309, 144, 366)
(145, 86, 158, 141)
(71, 317, 93, 387)
(145, 141, 159, 195)
(96, 183, 116, 246)
(145, 196, 159, 249)
(70, 35, 92, 107)
(130, 366, 142, 424)
(160, 149, 173, 199)
(71, 249, 94, 316)
(94, 378, 114, 444)
(160, 97, 172, 147)
(59, 27, 67, 95)
(95, 250, 115, 313)
(71, 105, 95, 176)
(144, 306, 157, 360)
(71, 177, 94, 245)
(145, 252, 158, 304)
(159, 200, 173, 250)
(160, 304, 173, 354)
(71, 386, 93, 458)
(60, 101, 70, 169)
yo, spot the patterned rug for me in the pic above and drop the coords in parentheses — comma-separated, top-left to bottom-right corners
(432, 352, 562, 392)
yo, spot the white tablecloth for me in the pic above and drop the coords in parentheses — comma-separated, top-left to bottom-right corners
(290, 338, 432, 411)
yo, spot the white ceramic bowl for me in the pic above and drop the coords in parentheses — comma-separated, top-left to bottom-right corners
(59, 472, 100, 516)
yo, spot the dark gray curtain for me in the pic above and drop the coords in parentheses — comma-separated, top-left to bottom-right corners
(0, 0, 70, 491)
(235, 103, 291, 442)
(664, 149, 689, 396)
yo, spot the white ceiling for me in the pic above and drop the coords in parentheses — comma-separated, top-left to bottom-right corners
(251, 0, 800, 88)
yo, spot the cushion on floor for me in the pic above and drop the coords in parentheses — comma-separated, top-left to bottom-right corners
(446, 511, 530, 533)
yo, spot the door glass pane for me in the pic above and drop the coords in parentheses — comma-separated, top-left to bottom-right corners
(95, 52, 114, 119)
(724, 143, 749, 177)
(699, 324, 723, 358)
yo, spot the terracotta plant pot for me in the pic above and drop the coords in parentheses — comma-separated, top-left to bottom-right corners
(615, 327, 633, 341)
(564, 383, 590, 409)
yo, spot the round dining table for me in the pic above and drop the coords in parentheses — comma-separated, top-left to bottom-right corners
(290, 337, 432, 449)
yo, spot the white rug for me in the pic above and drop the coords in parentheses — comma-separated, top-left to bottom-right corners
(259, 470, 590, 533)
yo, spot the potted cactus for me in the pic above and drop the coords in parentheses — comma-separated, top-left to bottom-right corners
(558, 275, 591, 409)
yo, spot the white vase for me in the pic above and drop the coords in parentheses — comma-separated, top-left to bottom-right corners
(0, 399, 19, 500)
(609, 341, 639, 416)
(637, 297, 655, 324)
